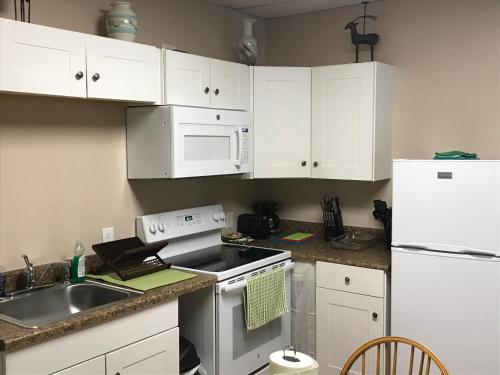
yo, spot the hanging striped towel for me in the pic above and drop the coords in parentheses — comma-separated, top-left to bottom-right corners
(243, 267, 288, 331)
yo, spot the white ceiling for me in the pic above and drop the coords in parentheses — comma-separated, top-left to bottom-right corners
(208, 0, 366, 19)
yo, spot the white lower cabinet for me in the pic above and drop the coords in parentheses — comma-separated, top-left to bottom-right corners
(106, 328, 179, 375)
(51, 356, 105, 375)
(4, 300, 178, 375)
(316, 262, 388, 375)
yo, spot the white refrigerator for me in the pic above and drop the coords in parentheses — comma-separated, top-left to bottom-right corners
(392, 160, 500, 375)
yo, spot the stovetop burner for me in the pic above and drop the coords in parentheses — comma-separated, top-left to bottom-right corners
(168, 244, 284, 273)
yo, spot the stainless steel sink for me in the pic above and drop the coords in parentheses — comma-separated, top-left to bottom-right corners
(0, 281, 143, 328)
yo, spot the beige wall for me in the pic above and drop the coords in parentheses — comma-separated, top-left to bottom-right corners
(262, 0, 500, 227)
(1, 0, 499, 269)
(0, 0, 266, 270)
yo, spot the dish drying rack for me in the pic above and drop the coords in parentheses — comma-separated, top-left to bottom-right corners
(92, 237, 171, 281)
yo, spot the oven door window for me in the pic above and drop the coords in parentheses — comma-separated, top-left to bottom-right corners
(216, 277, 291, 375)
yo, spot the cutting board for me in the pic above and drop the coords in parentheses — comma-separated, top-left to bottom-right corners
(88, 269, 197, 291)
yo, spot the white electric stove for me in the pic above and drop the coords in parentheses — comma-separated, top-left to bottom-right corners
(136, 204, 292, 375)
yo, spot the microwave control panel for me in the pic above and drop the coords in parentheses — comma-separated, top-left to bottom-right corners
(137, 204, 226, 243)
(241, 127, 249, 164)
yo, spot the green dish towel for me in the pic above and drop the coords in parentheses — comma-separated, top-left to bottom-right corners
(87, 269, 196, 291)
(243, 268, 288, 331)
(434, 151, 478, 160)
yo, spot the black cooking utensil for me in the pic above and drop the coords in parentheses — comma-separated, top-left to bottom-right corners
(373, 199, 392, 249)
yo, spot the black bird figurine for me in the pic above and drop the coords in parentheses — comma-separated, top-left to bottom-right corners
(344, 1, 380, 63)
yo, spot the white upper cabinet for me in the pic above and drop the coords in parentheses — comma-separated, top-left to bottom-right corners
(312, 62, 393, 181)
(0, 18, 160, 102)
(0, 18, 87, 98)
(253, 67, 311, 178)
(163, 50, 211, 108)
(162, 49, 250, 111)
(210, 58, 250, 110)
(86, 36, 160, 102)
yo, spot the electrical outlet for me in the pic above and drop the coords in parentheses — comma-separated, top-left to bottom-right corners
(225, 212, 234, 229)
(102, 227, 114, 243)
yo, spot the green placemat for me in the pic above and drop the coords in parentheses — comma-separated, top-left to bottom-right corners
(87, 269, 197, 291)
(283, 232, 315, 241)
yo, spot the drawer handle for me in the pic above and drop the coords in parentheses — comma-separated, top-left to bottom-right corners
(75, 71, 84, 80)
(215, 88, 220, 96)
(301, 161, 307, 167)
(92, 73, 100, 82)
(372, 312, 378, 320)
(344, 276, 350, 284)
(204, 87, 210, 94)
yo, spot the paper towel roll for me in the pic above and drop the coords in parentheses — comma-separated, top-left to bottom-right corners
(269, 349, 319, 375)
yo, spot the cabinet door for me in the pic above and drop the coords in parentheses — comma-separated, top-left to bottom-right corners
(106, 328, 179, 375)
(51, 356, 105, 375)
(253, 67, 311, 178)
(210, 58, 250, 111)
(86, 36, 160, 102)
(163, 49, 210, 107)
(316, 288, 384, 375)
(0, 18, 86, 98)
(312, 63, 375, 180)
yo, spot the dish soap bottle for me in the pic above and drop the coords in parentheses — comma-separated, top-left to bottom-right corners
(71, 241, 86, 283)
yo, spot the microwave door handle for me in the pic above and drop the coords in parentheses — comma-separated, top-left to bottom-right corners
(234, 128, 242, 167)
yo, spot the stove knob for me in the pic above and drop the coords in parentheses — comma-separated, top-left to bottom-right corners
(149, 225, 157, 235)
(158, 223, 165, 233)
(213, 213, 219, 222)
(218, 212, 226, 221)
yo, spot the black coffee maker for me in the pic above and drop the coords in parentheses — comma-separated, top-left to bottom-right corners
(237, 201, 281, 238)
(254, 201, 281, 235)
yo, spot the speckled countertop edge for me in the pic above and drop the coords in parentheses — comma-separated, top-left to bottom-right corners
(250, 220, 391, 271)
(0, 274, 216, 353)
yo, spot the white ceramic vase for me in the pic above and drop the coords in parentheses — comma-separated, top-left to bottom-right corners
(106, 1, 137, 42)
(238, 18, 257, 66)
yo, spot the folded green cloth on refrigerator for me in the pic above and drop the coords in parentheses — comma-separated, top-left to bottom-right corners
(243, 268, 288, 331)
(434, 151, 478, 160)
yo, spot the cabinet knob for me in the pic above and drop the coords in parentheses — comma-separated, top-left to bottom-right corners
(344, 276, 350, 284)
(204, 87, 210, 94)
(372, 312, 378, 320)
(92, 73, 100, 82)
(215, 88, 220, 96)
(75, 71, 84, 80)
(313, 161, 319, 167)
(301, 161, 307, 167)
(216, 114, 221, 120)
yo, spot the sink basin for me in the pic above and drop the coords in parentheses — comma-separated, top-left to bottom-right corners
(0, 281, 143, 328)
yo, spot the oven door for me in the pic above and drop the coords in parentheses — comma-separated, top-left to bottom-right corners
(216, 261, 292, 375)
(171, 106, 252, 178)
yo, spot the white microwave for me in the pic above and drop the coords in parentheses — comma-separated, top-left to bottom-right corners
(126, 106, 253, 179)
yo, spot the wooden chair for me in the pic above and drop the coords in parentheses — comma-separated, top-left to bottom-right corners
(339, 336, 449, 375)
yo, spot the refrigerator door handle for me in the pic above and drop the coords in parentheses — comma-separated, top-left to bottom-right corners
(393, 244, 497, 258)
(392, 244, 432, 251)
(457, 249, 497, 258)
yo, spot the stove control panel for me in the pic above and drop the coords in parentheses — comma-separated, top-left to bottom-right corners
(136, 204, 226, 243)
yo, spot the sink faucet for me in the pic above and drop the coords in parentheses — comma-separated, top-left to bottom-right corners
(21, 255, 71, 289)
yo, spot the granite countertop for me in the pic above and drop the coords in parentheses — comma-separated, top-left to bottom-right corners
(0, 273, 216, 353)
(250, 220, 391, 271)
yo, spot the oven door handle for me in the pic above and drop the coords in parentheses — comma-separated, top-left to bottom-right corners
(219, 262, 295, 294)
